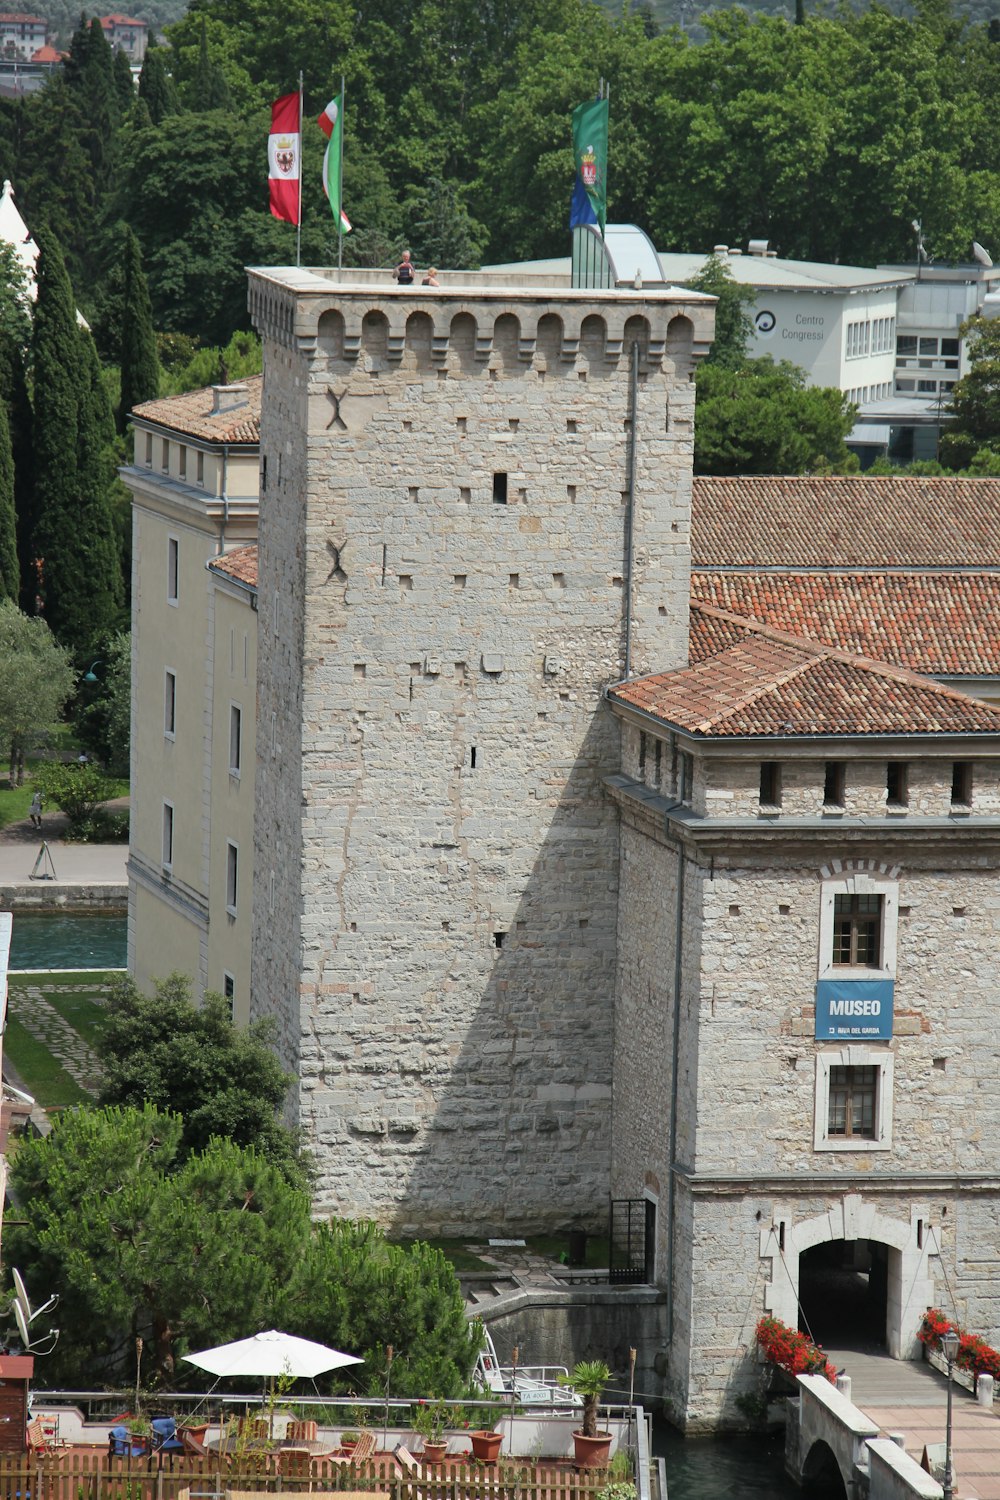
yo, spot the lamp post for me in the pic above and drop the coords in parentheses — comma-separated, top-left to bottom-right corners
(942, 1324, 960, 1500)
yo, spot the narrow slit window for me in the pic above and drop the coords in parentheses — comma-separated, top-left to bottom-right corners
(951, 761, 972, 807)
(162, 802, 174, 869)
(229, 704, 242, 775)
(824, 761, 846, 807)
(492, 472, 508, 505)
(226, 842, 238, 915)
(759, 761, 781, 807)
(164, 670, 176, 736)
(886, 761, 908, 807)
(167, 537, 179, 604)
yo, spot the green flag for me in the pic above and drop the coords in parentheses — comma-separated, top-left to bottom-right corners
(570, 96, 609, 233)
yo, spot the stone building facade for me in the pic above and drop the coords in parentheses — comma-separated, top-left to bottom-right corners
(244, 270, 714, 1232)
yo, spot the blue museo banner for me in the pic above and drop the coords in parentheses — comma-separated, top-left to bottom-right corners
(815, 979, 894, 1041)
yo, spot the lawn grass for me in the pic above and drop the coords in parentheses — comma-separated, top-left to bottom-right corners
(524, 1232, 608, 1269)
(4, 971, 114, 1106)
(1, 1014, 92, 1107)
(388, 1237, 495, 1272)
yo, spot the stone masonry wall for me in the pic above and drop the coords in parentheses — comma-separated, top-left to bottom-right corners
(247, 275, 715, 1231)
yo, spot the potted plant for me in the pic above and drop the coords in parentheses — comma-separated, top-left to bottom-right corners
(562, 1360, 612, 1468)
(339, 1430, 360, 1453)
(412, 1397, 452, 1462)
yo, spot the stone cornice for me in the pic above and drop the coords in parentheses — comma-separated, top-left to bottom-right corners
(677, 1167, 1000, 1195)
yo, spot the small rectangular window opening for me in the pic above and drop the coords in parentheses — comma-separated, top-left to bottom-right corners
(493, 931, 505, 949)
(679, 751, 694, 805)
(167, 537, 179, 603)
(638, 732, 647, 774)
(886, 761, 909, 806)
(824, 761, 846, 807)
(226, 842, 238, 915)
(759, 761, 781, 807)
(470, 746, 477, 769)
(229, 704, 242, 775)
(196, 450, 205, 484)
(827, 1065, 878, 1138)
(492, 471, 508, 505)
(261, 454, 267, 491)
(654, 738, 662, 784)
(951, 761, 972, 807)
(223, 973, 235, 1018)
(164, 670, 176, 736)
(833, 893, 883, 968)
(162, 803, 174, 869)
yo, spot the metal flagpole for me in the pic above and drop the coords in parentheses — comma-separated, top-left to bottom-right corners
(296, 70, 303, 267)
(337, 74, 345, 272)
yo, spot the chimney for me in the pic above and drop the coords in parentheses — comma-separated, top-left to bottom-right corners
(211, 384, 249, 416)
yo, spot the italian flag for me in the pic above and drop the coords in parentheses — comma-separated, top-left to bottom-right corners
(318, 94, 351, 232)
(268, 92, 301, 225)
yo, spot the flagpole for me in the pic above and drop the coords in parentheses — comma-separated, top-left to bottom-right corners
(337, 74, 345, 273)
(296, 71, 303, 268)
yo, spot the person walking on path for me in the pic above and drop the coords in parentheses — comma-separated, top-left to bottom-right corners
(29, 791, 42, 829)
(394, 250, 415, 284)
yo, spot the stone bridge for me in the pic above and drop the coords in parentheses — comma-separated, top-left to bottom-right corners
(787, 1374, 943, 1499)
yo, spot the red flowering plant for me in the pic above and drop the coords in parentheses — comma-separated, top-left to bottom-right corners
(756, 1316, 836, 1383)
(918, 1308, 1000, 1382)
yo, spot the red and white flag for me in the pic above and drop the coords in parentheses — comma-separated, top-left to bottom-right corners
(268, 92, 301, 224)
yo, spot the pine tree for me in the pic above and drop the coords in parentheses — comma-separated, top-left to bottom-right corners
(138, 46, 176, 126)
(117, 228, 159, 433)
(0, 401, 16, 603)
(31, 235, 122, 655)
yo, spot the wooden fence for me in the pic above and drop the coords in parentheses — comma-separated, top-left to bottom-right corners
(0, 1455, 613, 1500)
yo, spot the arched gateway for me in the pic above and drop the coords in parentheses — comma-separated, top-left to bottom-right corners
(759, 1194, 940, 1358)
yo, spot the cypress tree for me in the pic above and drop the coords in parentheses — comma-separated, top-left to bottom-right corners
(31, 235, 121, 655)
(112, 47, 134, 116)
(138, 46, 176, 126)
(0, 337, 33, 612)
(194, 18, 231, 110)
(118, 228, 159, 433)
(0, 401, 16, 603)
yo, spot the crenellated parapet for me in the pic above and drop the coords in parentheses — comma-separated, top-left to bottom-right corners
(247, 270, 715, 377)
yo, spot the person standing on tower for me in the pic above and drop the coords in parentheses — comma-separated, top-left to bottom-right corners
(394, 250, 415, 284)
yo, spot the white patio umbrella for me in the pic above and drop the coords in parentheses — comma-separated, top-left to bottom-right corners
(183, 1329, 363, 1380)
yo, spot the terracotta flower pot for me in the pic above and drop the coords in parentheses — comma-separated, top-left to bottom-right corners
(469, 1430, 502, 1463)
(572, 1431, 612, 1468)
(421, 1442, 448, 1463)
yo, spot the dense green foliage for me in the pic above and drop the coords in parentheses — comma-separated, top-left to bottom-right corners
(6, 1102, 480, 1392)
(117, 229, 160, 431)
(941, 315, 1000, 469)
(96, 971, 309, 1189)
(72, 628, 131, 772)
(694, 357, 856, 474)
(0, 601, 75, 779)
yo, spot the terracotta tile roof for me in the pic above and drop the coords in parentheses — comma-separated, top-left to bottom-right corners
(132, 376, 261, 444)
(691, 476, 1000, 567)
(208, 544, 258, 589)
(30, 43, 61, 58)
(611, 606, 1000, 738)
(690, 571, 1000, 677)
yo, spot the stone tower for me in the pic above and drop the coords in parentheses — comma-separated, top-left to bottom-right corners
(246, 269, 713, 1233)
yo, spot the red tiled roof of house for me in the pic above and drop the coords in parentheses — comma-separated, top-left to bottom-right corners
(611, 606, 1000, 738)
(30, 43, 61, 59)
(690, 571, 1000, 677)
(0, 14, 46, 23)
(100, 13, 145, 24)
(691, 475, 1000, 567)
(209, 544, 258, 589)
(132, 375, 261, 443)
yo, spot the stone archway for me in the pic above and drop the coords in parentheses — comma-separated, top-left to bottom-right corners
(759, 1193, 940, 1359)
(802, 1438, 849, 1498)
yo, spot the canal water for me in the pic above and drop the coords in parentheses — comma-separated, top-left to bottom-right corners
(655, 1422, 802, 1498)
(8, 912, 127, 971)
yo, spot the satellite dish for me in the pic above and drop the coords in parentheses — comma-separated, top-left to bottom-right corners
(973, 241, 994, 268)
(13, 1301, 28, 1349)
(11, 1269, 31, 1325)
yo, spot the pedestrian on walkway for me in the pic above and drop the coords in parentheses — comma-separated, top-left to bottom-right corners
(29, 791, 42, 829)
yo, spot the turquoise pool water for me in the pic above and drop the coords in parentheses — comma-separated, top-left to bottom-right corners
(8, 912, 127, 971)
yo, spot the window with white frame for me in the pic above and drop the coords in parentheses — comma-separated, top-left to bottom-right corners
(226, 841, 238, 915)
(818, 864, 899, 982)
(846, 320, 871, 359)
(814, 1046, 893, 1152)
(167, 537, 179, 604)
(164, 669, 176, 737)
(229, 703, 242, 775)
(162, 802, 174, 869)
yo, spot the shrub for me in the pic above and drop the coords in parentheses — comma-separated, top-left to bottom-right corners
(918, 1308, 1000, 1381)
(755, 1316, 836, 1383)
(33, 761, 118, 834)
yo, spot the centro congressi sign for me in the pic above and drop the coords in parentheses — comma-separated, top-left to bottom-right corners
(815, 979, 894, 1040)
(755, 309, 825, 344)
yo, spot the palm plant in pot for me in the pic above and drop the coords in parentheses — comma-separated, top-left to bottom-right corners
(562, 1360, 612, 1468)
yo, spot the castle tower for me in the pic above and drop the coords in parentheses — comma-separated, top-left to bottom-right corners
(246, 269, 713, 1232)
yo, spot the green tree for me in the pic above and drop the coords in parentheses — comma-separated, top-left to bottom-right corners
(32, 235, 123, 655)
(118, 228, 160, 430)
(32, 758, 119, 835)
(0, 401, 16, 603)
(72, 628, 130, 771)
(694, 357, 856, 475)
(96, 972, 308, 1188)
(5, 1103, 312, 1385)
(940, 315, 1000, 468)
(112, 46, 135, 117)
(138, 45, 177, 125)
(0, 600, 75, 783)
(685, 253, 755, 368)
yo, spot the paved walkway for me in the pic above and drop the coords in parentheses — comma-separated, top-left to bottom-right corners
(830, 1347, 1000, 1499)
(0, 808, 127, 886)
(5, 975, 109, 1096)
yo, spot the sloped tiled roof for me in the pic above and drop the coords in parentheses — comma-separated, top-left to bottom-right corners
(690, 571, 1000, 677)
(209, 544, 258, 589)
(611, 606, 1000, 738)
(691, 476, 1000, 567)
(132, 376, 262, 443)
